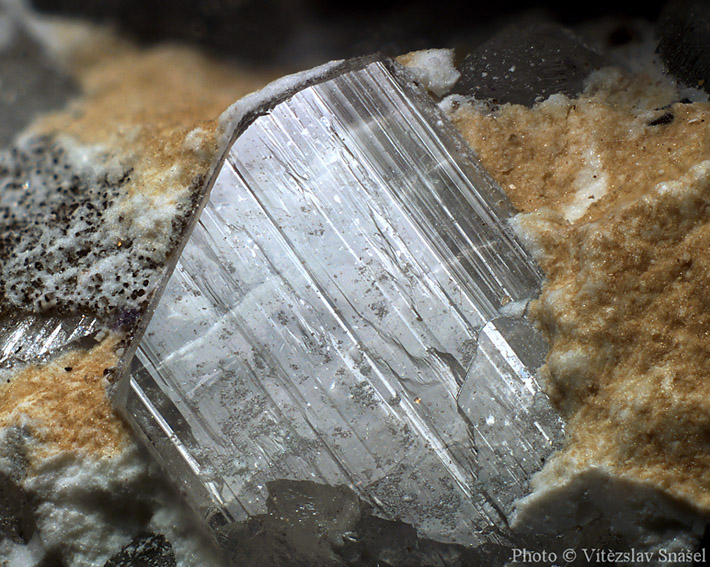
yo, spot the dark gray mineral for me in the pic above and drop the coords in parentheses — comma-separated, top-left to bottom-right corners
(0, 12, 77, 147)
(453, 21, 607, 106)
(0, 471, 35, 545)
(104, 532, 177, 567)
(657, 0, 710, 94)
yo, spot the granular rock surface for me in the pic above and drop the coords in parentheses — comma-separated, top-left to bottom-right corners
(451, 68, 710, 515)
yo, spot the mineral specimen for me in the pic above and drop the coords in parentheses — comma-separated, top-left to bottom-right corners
(122, 56, 564, 563)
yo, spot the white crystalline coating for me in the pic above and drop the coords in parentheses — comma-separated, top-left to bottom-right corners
(25, 452, 144, 567)
(148, 498, 225, 567)
(400, 49, 461, 97)
(508, 212, 555, 263)
(10, 441, 222, 567)
(563, 144, 609, 221)
(183, 126, 212, 162)
(0, 536, 46, 567)
(498, 297, 529, 318)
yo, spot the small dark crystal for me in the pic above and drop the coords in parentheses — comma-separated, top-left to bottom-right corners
(0, 471, 36, 545)
(104, 532, 177, 567)
(454, 21, 607, 106)
(648, 112, 675, 126)
(657, 0, 710, 94)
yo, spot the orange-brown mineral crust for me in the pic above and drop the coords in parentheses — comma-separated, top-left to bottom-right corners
(0, 335, 129, 457)
(35, 28, 276, 203)
(451, 69, 710, 511)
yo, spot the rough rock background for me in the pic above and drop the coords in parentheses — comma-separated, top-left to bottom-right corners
(30, 0, 666, 65)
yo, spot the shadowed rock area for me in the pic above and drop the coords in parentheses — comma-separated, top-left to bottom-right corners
(453, 21, 607, 106)
(657, 0, 710, 94)
(104, 532, 176, 567)
(0, 13, 77, 147)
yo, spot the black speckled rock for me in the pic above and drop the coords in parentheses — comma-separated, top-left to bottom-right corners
(104, 532, 177, 567)
(0, 134, 197, 322)
(453, 21, 607, 106)
(0, 13, 77, 147)
(657, 0, 710, 94)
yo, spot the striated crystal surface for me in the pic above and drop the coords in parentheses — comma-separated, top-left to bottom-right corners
(0, 312, 104, 377)
(124, 57, 564, 559)
(457, 317, 565, 518)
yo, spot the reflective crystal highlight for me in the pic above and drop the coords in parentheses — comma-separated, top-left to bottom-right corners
(457, 317, 565, 517)
(0, 312, 103, 374)
(124, 58, 563, 553)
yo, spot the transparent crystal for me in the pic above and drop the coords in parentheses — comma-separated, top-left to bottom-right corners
(122, 58, 564, 556)
(0, 312, 104, 376)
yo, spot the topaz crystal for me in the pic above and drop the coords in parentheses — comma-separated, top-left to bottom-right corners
(120, 57, 564, 560)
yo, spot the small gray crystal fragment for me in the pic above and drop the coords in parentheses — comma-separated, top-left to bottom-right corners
(103, 532, 176, 567)
(454, 22, 607, 106)
(657, 0, 710, 95)
(216, 480, 366, 566)
(121, 56, 563, 562)
(0, 470, 35, 544)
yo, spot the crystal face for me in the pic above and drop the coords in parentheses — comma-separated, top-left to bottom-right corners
(123, 58, 564, 554)
(0, 312, 103, 374)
